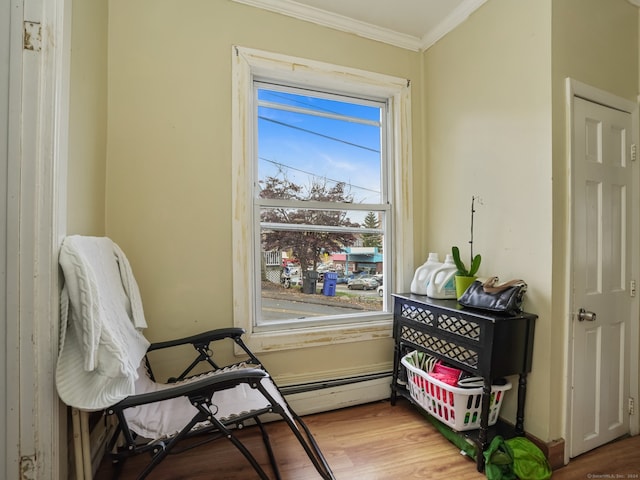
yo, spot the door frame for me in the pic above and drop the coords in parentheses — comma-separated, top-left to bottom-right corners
(4, 0, 70, 478)
(564, 78, 640, 464)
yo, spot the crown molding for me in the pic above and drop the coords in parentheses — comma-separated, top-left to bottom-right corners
(421, 0, 488, 50)
(233, 0, 488, 51)
(231, 0, 423, 51)
(232, 0, 487, 52)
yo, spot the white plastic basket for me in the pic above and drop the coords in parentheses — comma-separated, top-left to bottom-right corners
(401, 351, 511, 431)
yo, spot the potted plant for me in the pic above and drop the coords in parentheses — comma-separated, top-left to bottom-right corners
(452, 196, 482, 298)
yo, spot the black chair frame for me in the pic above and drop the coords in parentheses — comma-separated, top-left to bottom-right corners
(103, 327, 335, 480)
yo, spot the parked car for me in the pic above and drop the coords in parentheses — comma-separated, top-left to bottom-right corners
(347, 275, 379, 290)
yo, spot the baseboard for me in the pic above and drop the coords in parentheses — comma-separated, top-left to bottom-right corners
(283, 375, 392, 416)
(544, 438, 566, 470)
(515, 429, 565, 470)
(526, 435, 565, 470)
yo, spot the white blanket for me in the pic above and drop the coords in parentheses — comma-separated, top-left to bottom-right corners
(56, 236, 150, 410)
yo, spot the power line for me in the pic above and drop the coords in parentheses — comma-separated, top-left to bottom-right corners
(258, 116, 380, 154)
(259, 157, 381, 195)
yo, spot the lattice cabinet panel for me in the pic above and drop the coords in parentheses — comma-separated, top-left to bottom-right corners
(400, 325, 479, 369)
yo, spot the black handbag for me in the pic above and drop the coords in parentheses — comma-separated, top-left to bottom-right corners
(458, 276, 527, 315)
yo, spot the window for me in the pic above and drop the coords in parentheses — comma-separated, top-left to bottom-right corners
(232, 47, 413, 352)
(256, 83, 388, 327)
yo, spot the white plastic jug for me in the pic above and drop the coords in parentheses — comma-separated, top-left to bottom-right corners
(426, 254, 457, 299)
(410, 253, 442, 295)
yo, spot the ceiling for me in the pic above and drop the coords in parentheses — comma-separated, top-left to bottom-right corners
(232, 0, 488, 51)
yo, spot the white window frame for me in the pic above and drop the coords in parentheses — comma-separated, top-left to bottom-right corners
(232, 46, 413, 353)
(255, 82, 389, 329)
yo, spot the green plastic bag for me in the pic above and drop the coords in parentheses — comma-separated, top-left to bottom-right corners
(484, 436, 552, 480)
(505, 437, 552, 480)
(484, 436, 516, 480)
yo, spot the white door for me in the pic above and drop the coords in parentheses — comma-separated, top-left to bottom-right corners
(570, 96, 633, 457)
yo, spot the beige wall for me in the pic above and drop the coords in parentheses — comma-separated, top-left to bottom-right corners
(552, 0, 638, 103)
(423, 0, 553, 440)
(105, 1, 423, 382)
(66, 2, 108, 476)
(67, 0, 108, 235)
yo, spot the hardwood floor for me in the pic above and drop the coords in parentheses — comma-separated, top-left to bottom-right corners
(95, 399, 640, 479)
(552, 434, 640, 480)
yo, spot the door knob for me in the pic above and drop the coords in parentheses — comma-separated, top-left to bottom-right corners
(578, 308, 597, 322)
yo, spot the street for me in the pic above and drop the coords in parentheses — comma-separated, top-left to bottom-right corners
(260, 283, 382, 321)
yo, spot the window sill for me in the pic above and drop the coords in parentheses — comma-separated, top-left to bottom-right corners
(235, 314, 393, 355)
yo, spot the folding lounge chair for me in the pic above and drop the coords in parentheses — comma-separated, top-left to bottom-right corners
(56, 235, 335, 479)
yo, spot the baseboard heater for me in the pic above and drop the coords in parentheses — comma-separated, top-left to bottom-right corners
(280, 372, 393, 416)
(281, 371, 392, 395)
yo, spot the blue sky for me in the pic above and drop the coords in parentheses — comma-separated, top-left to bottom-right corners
(257, 88, 383, 204)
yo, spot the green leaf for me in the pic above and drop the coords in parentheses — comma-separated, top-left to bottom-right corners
(451, 246, 468, 275)
(469, 254, 481, 276)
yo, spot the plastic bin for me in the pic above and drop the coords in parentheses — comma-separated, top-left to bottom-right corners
(322, 272, 337, 296)
(401, 350, 511, 431)
(302, 271, 319, 294)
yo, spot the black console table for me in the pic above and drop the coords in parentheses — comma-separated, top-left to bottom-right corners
(391, 293, 537, 471)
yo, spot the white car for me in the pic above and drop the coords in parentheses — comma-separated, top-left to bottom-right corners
(347, 275, 378, 290)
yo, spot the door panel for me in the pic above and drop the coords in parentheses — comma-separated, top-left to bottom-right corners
(571, 97, 632, 457)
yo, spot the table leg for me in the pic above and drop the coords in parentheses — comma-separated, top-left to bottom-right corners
(476, 377, 492, 472)
(515, 373, 527, 435)
(390, 343, 401, 406)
